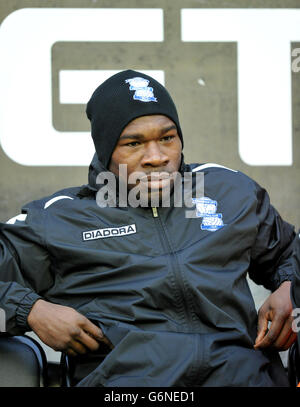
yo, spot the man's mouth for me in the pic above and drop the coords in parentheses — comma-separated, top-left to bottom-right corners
(140, 172, 173, 190)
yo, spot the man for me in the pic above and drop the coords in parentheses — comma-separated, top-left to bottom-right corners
(291, 232, 300, 367)
(0, 70, 297, 386)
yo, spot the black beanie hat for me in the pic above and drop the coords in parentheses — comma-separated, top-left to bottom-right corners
(86, 69, 183, 168)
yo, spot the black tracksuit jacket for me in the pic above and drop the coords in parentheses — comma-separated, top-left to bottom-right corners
(291, 231, 300, 360)
(0, 157, 296, 386)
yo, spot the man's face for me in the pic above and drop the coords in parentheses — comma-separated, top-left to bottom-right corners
(109, 115, 182, 204)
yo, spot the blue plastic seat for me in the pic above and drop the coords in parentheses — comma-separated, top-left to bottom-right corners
(0, 334, 48, 387)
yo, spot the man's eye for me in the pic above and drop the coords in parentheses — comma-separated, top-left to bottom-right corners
(161, 135, 175, 142)
(126, 141, 140, 147)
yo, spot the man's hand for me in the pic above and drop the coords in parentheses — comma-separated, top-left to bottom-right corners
(27, 299, 112, 356)
(254, 281, 297, 351)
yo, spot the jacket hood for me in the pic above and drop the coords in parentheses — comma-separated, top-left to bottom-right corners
(88, 153, 107, 192)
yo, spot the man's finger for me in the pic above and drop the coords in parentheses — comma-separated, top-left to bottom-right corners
(278, 331, 297, 351)
(271, 315, 294, 349)
(66, 348, 78, 357)
(69, 338, 89, 355)
(78, 330, 101, 352)
(99, 335, 114, 349)
(80, 316, 114, 349)
(254, 311, 269, 347)
(80, 317, 104, 341)
(254, 314, 285, 349)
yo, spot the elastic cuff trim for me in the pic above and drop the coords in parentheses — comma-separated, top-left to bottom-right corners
(271, 271, 294, 291)
(15, 291, 41, 331)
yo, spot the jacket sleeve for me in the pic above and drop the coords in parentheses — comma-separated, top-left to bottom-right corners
(248, 182, 295, 292)
(290, 231, 300, 356)
(0, 206, 53, 334)
(291, 231, 300, 308)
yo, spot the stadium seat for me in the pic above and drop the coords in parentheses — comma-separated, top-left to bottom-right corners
(0, 334, 48, 387)
(287, 340, 300, 387)
(1, 333, 299, 387)
(60, 342, 111, 387)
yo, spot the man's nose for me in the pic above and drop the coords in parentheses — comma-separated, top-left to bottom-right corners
(141, 142, 169, 168)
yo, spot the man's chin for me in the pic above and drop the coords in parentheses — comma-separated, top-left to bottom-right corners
(125, 179, 175, 208)
(135, 188, 172, 208)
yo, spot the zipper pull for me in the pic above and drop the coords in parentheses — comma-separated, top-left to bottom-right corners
(152, 207, 158, 218)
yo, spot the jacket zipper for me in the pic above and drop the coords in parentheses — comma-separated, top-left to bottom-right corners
(151, 207, 193, 330)
(152, 207, 158, 218)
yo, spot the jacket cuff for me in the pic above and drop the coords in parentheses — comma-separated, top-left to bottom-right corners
(271, 269, 294, 291)
(15, 291, 42, 331)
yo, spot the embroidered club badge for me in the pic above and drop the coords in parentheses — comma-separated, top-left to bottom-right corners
(192, 196, 225, 232)
(125, 77, 158, 102)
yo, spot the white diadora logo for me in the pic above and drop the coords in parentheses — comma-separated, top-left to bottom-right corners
(83, 224, 136, 241)
(125, 77, 157, 102)
(192, 197, 225, 232)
